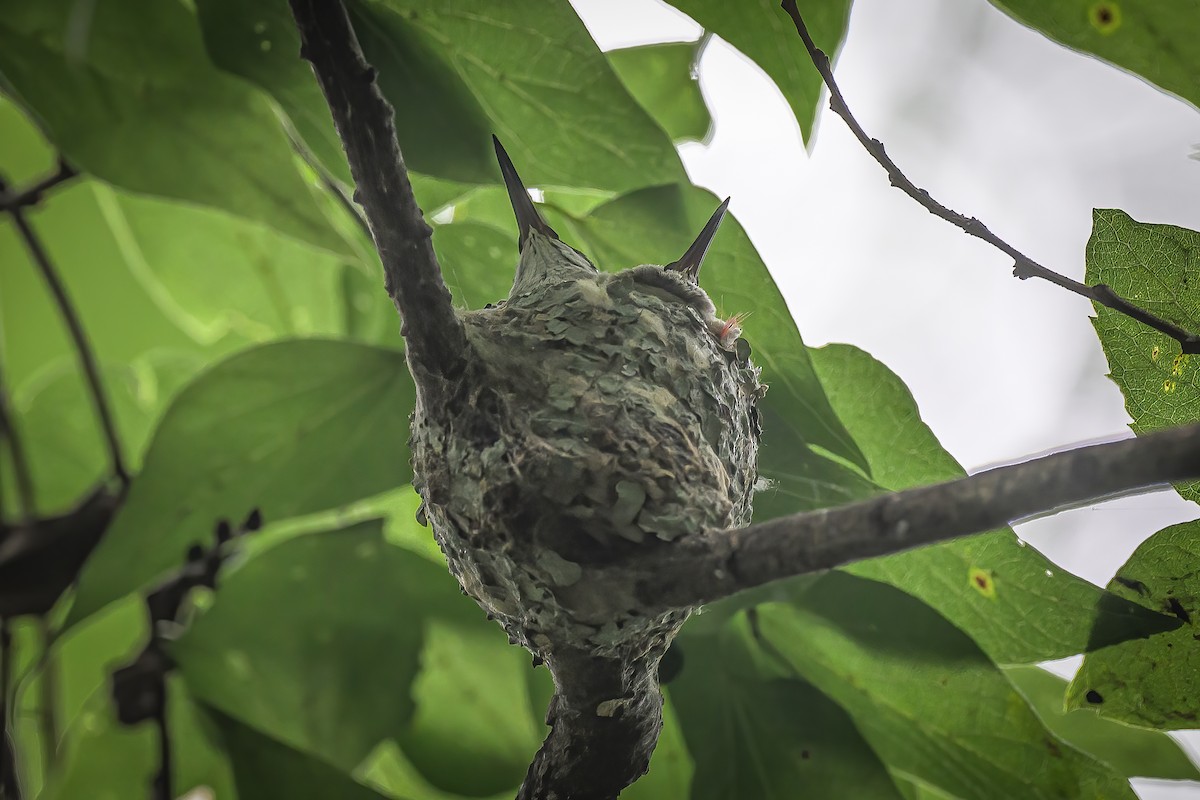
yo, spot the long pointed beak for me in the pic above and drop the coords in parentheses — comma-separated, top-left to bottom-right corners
(666, 197, 730, 281)
(493, 136, 559, 251)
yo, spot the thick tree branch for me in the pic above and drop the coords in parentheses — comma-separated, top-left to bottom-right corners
(780, 0, 1200, 355)
(288, 0, 469, 383)
(623, 423, 1200, 612)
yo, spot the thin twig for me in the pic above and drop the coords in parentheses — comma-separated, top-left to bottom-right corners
(613, 422, 1200, 613)
(35, 621, 57, 771)
(780, 0, 1200, 355)
(5, 207, 129, 487)
(0, 161, 76, 214)
(0, 366, 35, 521)
(288, 0, 469, 383)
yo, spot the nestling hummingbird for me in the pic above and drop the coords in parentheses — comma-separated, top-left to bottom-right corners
(410, 137, 763, 662)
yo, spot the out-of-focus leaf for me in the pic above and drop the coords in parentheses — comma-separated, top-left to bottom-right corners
(91, 186, 348, 344)
(571, 182, 870, 486)
(397, 618, 543, 796)
(172, 520, 477, 772)
(760, 572, 1138, 799)
(38, 680, 235, 800)
(0, 0, 351, 256)
(988, 1, 1200, 113)
(619, 693, 692, 799)
(672, 617, 905, 800)
(433, 221, 515, 310)
(66, 339, 413, 627)
(663, 0, 853, 143)
(0, 101, 220, 393)
(1069, 520, 1200, 729)
(607, 42, 711, 143)
(210, 707, 390, 800)
(812, 343, 1179, 663)
(13, 354, 200, 512)
(1007, 665, 1200, 779)
(1085, 209, 1200, 504)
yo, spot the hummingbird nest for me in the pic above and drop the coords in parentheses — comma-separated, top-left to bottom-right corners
(411, 143, 764, 674)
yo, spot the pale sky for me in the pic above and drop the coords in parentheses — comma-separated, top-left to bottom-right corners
(572, 0, 1200, 795)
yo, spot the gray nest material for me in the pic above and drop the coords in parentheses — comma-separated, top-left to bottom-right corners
(411, 140, 764, 668)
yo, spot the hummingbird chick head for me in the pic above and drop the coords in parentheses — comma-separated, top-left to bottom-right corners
(409, 138, 763, 665)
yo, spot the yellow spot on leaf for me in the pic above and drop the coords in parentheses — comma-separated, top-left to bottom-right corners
(1088, 1, 1122, 34)
(1164, 379, 1177, 394)
(1172, 354, 1188, 376)
(1151, 346, 1161, 362)
(969, 567, 997, 599)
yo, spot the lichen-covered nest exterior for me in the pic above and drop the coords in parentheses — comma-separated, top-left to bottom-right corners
(412, 231, 763, 661)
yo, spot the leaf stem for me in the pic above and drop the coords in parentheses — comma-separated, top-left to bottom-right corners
(779, 0, 1200, 354)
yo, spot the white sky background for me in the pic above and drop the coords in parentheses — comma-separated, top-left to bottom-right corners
(572, 0, 1200, 796)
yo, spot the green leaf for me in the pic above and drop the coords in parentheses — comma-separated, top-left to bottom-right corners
(91, 184, 349, 344)
(569, 182, 870, 483)
(371, 0, 686, 193)
(662, 0, 853, 143)
(397, 617, 544, 796)
(433, 221, 516, 310)
(619, 693, 692, 800)
(671, 618, 905, 800)
(13, 353, 199, 513)
(1085, 209, 1200, 503)
(759, 572, 1138, 800)
(607, 42, 711, 143)
(1007, 665, 1200, 780)
(209, 707, 393, 800)
(1069, 520, 1200, 729)
(0, 0, 350, 256)
(38, 679, 235, 800)
(66, 339, 414, 627)
(813, 342, 1180, 663)
(172, 519, 478, 772)
(988, 1, 1200, 114)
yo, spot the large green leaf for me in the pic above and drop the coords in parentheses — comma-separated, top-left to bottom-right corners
(607, 42, 712, 144)
(66, 339, 414, 626)
(0, 100, 221, 392)
(1085, 209, 1200, 503)
(1068, 520, 1200, 729)
(812, 343, 1178, 663)
(371, 0, 686, 193)
(37, 679, 235, 800)
(0, 0, 351, 256)
(13, 354, 199, 513)
(1007, 666, 1200, 779)
(568, 182, 869, 483)
(672, 620, 905, 800)
(210, 707, 392, 800)
(988, 1, 1200, 113)
(760, 572, 1138, 800)
(172, 519, 476, 771)
(663, 0, 853, 143)
(91, 186, 350, 344)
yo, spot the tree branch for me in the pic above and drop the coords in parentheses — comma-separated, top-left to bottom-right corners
(1, 175, 129, 490)
(780, 0, 1200, 355)
(287, 0, 469, 384)
(622, 423, 1200, 612)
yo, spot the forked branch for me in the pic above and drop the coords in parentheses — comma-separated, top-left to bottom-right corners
(780, 0, 1200, 355)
